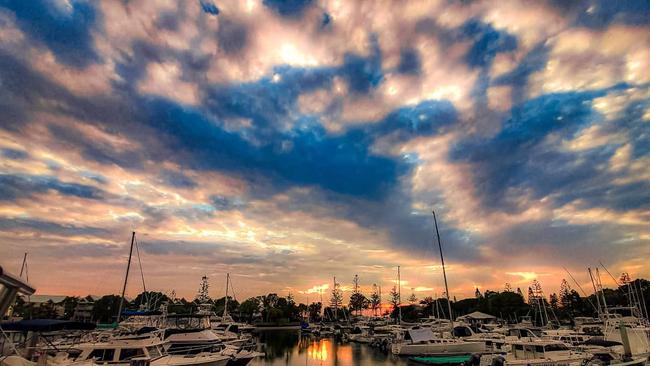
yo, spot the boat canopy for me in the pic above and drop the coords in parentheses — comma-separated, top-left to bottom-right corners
(0, 319, 96, 332)
(406, 328, 436, 343)
(457, 311, 496, 320)
(581, 339, 623, 347)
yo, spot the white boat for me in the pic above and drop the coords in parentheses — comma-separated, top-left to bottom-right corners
(221, 345, 263, 366)
(71, 333, 230, 366)
(542, 329, 592, 345)
(390, 328, 486, 356)
(505, 339, 587, 366)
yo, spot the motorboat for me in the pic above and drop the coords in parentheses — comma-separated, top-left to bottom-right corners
(505, 339, 587, 366)
(390, 328, 486, 356)
(69, 333, 230, 366)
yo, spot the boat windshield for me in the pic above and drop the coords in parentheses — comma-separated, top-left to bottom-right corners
(545, 343, 569, 352)
(119, 348, 146, 361)
(147, 346, 162, 359)
(88, 348, 115, 362)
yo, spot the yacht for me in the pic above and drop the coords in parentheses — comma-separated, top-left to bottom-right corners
(390, 328, 486, 356)
(505, 339, 587, 366)
(69, 333, 231, 366)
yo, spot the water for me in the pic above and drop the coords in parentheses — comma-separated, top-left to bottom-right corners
(250, 330, 412, 366)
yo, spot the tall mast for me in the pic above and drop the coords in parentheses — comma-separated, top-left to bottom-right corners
(397, 266, 402, 324)
(223, 273, 230, 318)
(20, 252, 29, 302)
(595, 268, 608, 314)
(433, 210, 453, 323)
(117, 231, 136, 323)
(588, 268, 603, 317)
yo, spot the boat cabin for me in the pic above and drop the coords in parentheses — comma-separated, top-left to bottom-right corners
(507, 327, 542, 339)
(74, 338, 166, 364)
(511, 340, 572, 360)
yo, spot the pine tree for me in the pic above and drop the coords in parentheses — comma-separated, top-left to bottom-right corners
(330, 278, 343, 320)
(549, 293, 559, 309)
(408, 288, 417, 304)
(559, 279, 572, 309)
(349, 274, 369, 315)
(197, 275, 210, 303)
(369, 284, 381, 316)
(389, 285, 400, 318)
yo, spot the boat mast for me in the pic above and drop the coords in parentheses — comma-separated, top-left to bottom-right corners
(223, 273, 230, 318)
(20, 252, 30, 302)
(117, 231, 136, 323)
(433, 210, 453, 324)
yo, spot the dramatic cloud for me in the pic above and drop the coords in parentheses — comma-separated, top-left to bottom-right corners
(0, 0, 648, 301)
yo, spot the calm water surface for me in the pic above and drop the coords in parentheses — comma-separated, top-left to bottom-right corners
(250, 330, 413, 366)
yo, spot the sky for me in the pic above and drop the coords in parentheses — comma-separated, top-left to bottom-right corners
(0, 0, 648, 304)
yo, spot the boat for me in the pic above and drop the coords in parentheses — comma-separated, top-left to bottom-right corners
(409, 354, 479, 365)
(505, 339, 587, 366)
(69, 332, 231, 366)
(390, 328, 486, 356)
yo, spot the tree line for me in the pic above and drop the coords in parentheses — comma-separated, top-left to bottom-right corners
(8, 276, 649, 325)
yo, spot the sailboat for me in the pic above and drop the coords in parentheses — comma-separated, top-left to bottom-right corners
(390, 211, 486, 356)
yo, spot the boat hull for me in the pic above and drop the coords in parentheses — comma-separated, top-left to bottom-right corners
(392, 341, 485, 356)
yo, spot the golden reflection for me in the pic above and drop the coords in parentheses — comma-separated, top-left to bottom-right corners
(306, 339, 329, 361)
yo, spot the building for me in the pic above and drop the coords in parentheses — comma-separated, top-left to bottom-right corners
(72, 296, 97, 323)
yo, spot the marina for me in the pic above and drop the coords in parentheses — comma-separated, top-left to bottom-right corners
(2, 227, 649, 366)
(1, 1, 649, 366)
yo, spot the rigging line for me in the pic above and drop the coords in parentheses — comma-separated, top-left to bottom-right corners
(134, 237, 148, 306)
(228, 275, 238, 302)
(598, 261, 621, 286)
(563, 267, 597, 312)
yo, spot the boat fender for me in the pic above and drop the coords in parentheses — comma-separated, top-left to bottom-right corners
(490, 355, 505, 366)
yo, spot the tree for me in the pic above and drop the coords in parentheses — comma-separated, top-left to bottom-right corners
(370, 284, 381, 316)
(475, 288, 483, 299)
(389, 286, 400, 320)
(349, 293, 369, 315)
(261, 293, 279, 322)
(239, 297, 260, 322)
(330, 279, 343, 320)
(349, 275, 368, 315)
(132, 291, 170, 310)
(93, 295, 126, 323)
(559, 279, 572, 309)
(61, 296, 79, 320)
(308, 302, 322, 321)
(196, 276, 211, 303)
(549, 293, 559, 310)
(408, 289, 418, 304)
(213, 296, 239, 316)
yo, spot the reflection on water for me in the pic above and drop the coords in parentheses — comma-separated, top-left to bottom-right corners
(251, 330, 410, 366)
